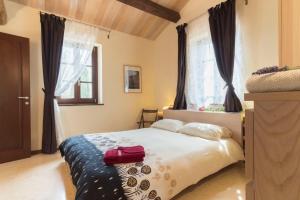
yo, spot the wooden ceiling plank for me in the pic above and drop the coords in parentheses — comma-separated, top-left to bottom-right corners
(110, 4, 130, 30)
(131, 13, 151, 36)
(38, 0, 45, 10)
(138, 15, 158, 38)
(101, 2, 123, 29)
(172, 0, 190, 11)
(150, 20, 169, 40)
(74, 0, 87, 20)
(58, 0, 70, 17)
(97, 1, 116, 27)
(93, 0, 110, 25)
(82, 0, 99, 23)
(44, 0, 54, 12)
(28, 0, 42, 8)
(116, 0, 180, 23)
(68, 0, 78, 18)
(144, 17, 164, 39)
(120, 9, 144, 34)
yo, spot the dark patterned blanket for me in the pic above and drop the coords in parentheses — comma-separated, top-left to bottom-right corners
(59, 136, 127, 200)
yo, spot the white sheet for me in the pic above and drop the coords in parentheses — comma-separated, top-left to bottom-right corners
(85, 128, 244, 200)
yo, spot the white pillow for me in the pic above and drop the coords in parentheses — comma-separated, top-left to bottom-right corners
(151, 119, 185, 132)
(177, 122, 232, 141)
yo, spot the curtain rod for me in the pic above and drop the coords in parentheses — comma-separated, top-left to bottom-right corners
(186, 0, 248, 24)
(40, 10, 111, 36)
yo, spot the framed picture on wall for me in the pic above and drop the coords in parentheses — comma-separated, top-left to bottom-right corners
(124, 65, 142, 93)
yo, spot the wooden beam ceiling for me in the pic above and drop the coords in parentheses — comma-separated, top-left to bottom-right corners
(9, 0, 190, 39)
(116, 0, 181, 23)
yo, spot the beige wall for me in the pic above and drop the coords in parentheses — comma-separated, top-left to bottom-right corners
(0, 0, 155, 150)
(152, 0, 280, 109)
(61, 31, 156, 137)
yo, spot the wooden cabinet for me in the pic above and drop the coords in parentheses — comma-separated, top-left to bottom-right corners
(280, 0, 300, 66)
(245, 92, 300, 200)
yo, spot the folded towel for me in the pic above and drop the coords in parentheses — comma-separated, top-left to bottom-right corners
(246, 69, 300, 93)
(252, 66, 288, 75)
(104, 146, 145, 165)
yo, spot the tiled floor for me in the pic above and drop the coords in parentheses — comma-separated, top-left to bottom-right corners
(0, 154, 247, 200)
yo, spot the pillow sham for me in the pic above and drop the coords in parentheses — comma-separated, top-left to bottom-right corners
(177, 122, 232, 141)
(151, 119, 185, 132)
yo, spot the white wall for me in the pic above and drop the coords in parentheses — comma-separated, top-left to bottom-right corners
(0, 0, 156, 150)
(152, 0, 280, 109)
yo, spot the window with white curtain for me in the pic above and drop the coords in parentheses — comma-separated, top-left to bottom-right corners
(55, 20, 103, 106)
(58, 43, 102, 105)
(185, 13, 244, 110)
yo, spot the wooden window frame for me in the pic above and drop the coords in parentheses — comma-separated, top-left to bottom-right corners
(57, 47, 99, 106)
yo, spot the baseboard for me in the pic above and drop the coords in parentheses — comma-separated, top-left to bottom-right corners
(31, 148, 60, 155)
(31, 150, 42, 155)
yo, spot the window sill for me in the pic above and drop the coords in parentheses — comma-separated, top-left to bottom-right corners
(58, 103, 104, 107)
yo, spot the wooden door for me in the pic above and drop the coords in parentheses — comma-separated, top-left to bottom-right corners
(0, 32, 30, 163)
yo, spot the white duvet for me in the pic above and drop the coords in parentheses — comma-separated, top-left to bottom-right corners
(85, 128, 244, 200)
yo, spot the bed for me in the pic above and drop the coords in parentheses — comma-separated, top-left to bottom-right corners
(60, 110, 244, 200)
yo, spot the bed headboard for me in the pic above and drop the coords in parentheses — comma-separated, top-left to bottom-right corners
(163, 110, 243, 146)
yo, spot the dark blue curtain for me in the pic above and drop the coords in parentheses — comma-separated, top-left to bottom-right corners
(40, 13, 65, 154)
(173, 23, 187, 110)
(208, 0, 242, 112)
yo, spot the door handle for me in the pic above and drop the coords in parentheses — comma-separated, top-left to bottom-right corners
(18, 96, 30, 100)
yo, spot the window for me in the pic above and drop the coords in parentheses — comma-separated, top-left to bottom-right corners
(185, 13, 244, 110)
(57, 44, 100, 105)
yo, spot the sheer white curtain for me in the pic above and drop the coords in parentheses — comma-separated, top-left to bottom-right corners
(185, 13, 245, 110)
(54, 20, 99, 144)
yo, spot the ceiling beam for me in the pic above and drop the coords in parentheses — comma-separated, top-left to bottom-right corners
(116, 0, 181, 23)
